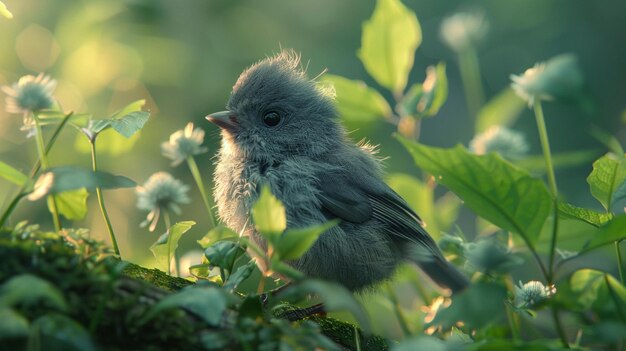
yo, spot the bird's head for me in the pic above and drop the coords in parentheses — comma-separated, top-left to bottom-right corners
(207, 50, 341, 162)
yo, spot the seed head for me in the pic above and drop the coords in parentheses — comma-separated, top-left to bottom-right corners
(136, 172, 190, 231)
(161, 122, 208, 166)
(470, 126, 529, 160)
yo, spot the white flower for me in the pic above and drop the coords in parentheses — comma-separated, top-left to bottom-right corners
(470, 126, 529, 160)
(515, 280, 556, 308)
(136, 172, 190, 231)
(2, 73, 57, 114)
(510, 54, 583, 107)
(440, 12, 488, 53)
(161, 122, 208, 166)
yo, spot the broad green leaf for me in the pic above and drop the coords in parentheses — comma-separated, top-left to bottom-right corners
(110, 99, 146, 119)
(110, 111, 150, 138)
(558, 202, 613, 227)
(223, 260, 256, 292)
(197, 225, 238, 249)
(0, 1, 13, 19)
(570, 269, 626, 318)
(475, 88, 525, 133)
(322, 75, 391, 122)
(278, 279, 370, 332)
(435, 192, 462, 234)
(275, 220, 339, 260)
(204, 241, 244, 272)
(359, 0, 421, 93)
(584, 215, 626, 251)
(515, 150, 599, 173)
(29, 314, 96, 351)
(29, 166, 135, 200)
(398, 62, 448, 119)
(52, 188, 89, 221)
(587, 153, 626, 211)
(429, 281, 507, 330)
(0, 308, 29, 339)
(150, 221, 195, 273)
(0, 160, 27, 186)
(397, 136, 551, 243)
(142, 286, 235, 327)
(251, 185, 286, 244)
(0, 274, 68, 311)
(270, 256, 305, 281)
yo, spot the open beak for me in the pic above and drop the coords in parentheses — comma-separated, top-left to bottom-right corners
(205, 110, 238, 132)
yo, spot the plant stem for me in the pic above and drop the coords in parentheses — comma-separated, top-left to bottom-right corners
(0, 112, 73, 229)
(386, 285, 411, 337)
(458, 48, 485, 121)
(186, 156, 216, 228)
(90, 139, 120, 257)
(163, 211, 172, 276)
(32, 112, 61, 232)
(616, 240, 625, 284)
(505, 302, 521, 340)
(533, 101, 569, 348)
(533, 101, 559, 278)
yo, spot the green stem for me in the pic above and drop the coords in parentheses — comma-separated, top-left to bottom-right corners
(386, 285, 411, 337)
(164, 211, 172, 276)
(186, 156, 216, 228)
(616, 240, 625, 284)
(32, 113, 61, 232)
(533, 101, 569, 348)
(533, 101, 559, 278)
(458, 48, 485, 121)
(505, 302, 521, 340)
(354, 325, 362, 351)
(90, 139, 120, 257)
(0, 112, 73, 229)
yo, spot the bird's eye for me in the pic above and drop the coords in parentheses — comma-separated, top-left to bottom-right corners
(262, 111, 281, 127)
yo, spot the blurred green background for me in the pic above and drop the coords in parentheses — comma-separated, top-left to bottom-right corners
(0, 0, 625, 335)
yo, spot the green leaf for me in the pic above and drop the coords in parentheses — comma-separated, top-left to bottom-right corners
(74, 129, 142, 156)
(590, 127, 624, 156)
(321, 75, 391, 122)
(197, 225, 238, 249)
(587, 153, 626, 211)
(275, 220, 339, 260)
(475, 88, 525, 133)
(29, 314, 96, 351)
(150, 221, 195, 273)
(279, 279, 370, 332)
(110, 99, 146, 119)
(558, 202, 613, 227)
(391, 336, 447, 351)
(223, 260, 256, 292)
(0, 160, 27, 186)
(359, 0, 421, 93)
(397, 136, 551, 244)
(110, 111, 150, 138)
(28, 166, 135, 200)
(584, 215, 626, 251)
(0, 1, 13, 19)
(398, 62, 448, 119)
(142, 286, 235, 327)
(204, 241, 244, 273)
(0, 308, 29, 339)
(429, 281, 507, 330)
(0, 274, 68, 312)
(569, 269, 626, 318)
(251, 185, 286, 244)
(52, 188, 89, 221)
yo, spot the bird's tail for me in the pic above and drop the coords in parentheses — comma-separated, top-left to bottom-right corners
(417, 256, 470, 294)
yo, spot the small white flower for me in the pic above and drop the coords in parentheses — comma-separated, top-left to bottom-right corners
(515, 280, 556, 308)
(440, 12, 488, 53)
(161, 122, 208, 166)
(136, 172, 190, 231)
(2, 73, 57, 114)
(510, 54, 583, 107)
(470, 126, 529, 160)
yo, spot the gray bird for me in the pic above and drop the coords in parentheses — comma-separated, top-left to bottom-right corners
(207, 51, 469, 294)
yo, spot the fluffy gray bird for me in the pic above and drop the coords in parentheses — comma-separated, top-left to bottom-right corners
(207, 51, 469, 293)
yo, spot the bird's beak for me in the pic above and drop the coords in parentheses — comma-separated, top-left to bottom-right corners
(205, 110, 238, 132)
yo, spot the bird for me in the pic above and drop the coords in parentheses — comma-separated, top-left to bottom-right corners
(207, 50, 469, 294)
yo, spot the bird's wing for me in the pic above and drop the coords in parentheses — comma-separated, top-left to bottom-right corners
(317, 172, 442, 257)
